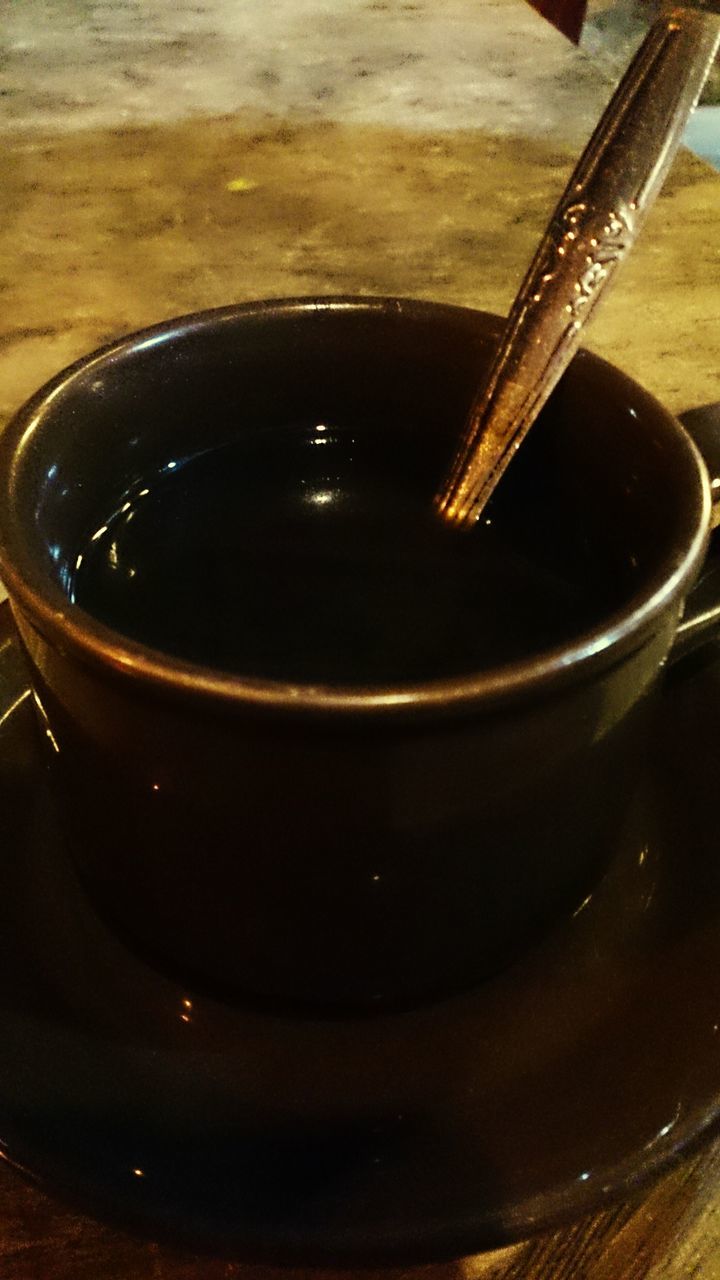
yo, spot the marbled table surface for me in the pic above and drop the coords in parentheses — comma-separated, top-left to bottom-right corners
(1, 1, 720, 1275)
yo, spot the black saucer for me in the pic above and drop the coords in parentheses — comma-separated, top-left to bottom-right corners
(2, 602, 720, 1265)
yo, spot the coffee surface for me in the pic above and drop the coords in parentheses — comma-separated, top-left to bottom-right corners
(71, 420, 607, 685)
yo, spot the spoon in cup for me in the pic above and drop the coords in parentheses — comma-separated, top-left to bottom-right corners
(434, 6, 720, 530)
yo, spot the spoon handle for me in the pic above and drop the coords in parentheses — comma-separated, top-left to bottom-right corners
(435, 7, 720, 529)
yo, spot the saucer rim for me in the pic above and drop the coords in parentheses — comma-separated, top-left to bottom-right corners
(4, 1108, 719, 1267)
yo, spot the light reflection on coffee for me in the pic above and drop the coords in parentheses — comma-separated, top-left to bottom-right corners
(71, 418, 612, 685)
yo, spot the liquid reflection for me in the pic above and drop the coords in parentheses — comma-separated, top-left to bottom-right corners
(0, 689, 31, 732)
(572, 892, 593, 918)
(67, 414, 614, 685)
(644, 1103, 682, 1151)
(305, 489, 337, 507)
(30, 688, 59, 753)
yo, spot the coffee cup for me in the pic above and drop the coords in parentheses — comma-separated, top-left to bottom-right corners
(0, 297, 718, 1009)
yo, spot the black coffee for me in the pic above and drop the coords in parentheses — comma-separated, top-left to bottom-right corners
(71, 419, 608, 685)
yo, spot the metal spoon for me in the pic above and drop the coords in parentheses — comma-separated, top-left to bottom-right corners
(435, 6, 720, 530)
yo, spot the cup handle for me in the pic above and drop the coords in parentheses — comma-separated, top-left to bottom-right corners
(671, 403, 720, 662)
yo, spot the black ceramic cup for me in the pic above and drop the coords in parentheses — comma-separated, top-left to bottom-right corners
(0, 297, 718, 1009)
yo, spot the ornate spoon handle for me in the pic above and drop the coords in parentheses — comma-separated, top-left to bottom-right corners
(435, 7, 720, 529)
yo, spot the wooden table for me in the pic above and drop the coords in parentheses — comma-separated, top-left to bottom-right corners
(1, 2, 719, 1273)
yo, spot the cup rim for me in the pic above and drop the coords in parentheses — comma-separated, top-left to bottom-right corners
(0, 296, 711, 720)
